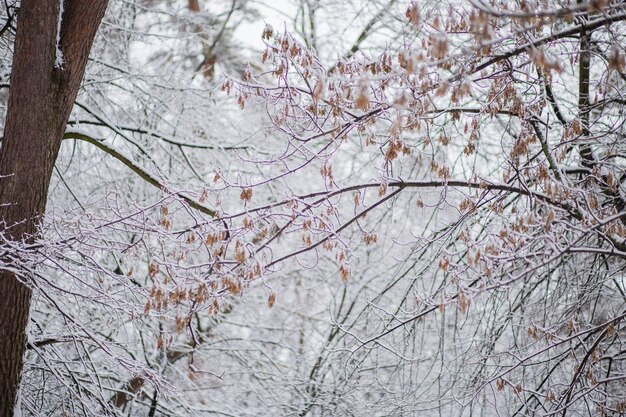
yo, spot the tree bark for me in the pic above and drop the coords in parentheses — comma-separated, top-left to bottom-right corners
(0, 1, 108, 416)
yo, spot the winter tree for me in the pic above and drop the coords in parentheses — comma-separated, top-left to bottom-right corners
(0, 0, 625, 416)
(0, 1, 107, 415)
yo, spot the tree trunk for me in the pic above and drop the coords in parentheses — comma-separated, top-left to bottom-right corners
(0, 1, 108, 415)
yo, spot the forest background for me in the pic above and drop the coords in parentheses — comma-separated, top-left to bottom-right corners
(0, 0, 625, 416)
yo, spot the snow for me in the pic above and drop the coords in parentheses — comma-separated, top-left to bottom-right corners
(54, 0, 65, 68)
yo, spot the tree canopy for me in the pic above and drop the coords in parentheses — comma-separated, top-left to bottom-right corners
(0, 0, 625, 416)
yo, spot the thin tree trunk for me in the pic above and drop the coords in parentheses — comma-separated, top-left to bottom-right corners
(577, 0, 594, 168)
(0, 1, 108, 415)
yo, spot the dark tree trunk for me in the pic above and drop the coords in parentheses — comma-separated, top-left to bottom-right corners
(0, 1, 108, 415)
